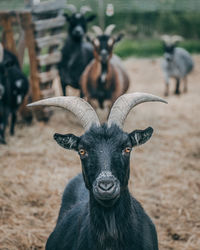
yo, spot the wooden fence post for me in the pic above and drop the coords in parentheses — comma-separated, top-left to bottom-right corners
(20, 11, 49, 121)
(1, 13, 18, 56)
(20, 12, 41, 103)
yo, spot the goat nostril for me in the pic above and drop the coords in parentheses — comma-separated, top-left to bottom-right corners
(98, 181, 114, 191)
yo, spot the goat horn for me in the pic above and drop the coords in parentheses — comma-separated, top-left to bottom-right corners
(92, 25, 103, 35)
(107, 92, 167, 129)
(80, 6, 91, 14)
(104, 24, 116, 35)
(27, 97, 100, 130)
(171, 35, 183, 44)
(161, 34, 172, 45)
(66, 4, 77, 13)
(0, 43, 4, 63)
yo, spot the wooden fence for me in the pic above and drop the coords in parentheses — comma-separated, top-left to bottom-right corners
(0, 0, 67, 120)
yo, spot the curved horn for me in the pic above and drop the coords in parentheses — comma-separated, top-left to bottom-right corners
(92, 25, 103, 36)
(161, 34, 183, 46)
(0, 43, 4, 63)
(161, 34, 172, 45)
(27, 97, 100, 130)
(171, 35, 183, 44)
(107, 92, 167, 129)
(80, 5, 91, 14)
(66, 4, 77, 13)
(104, 24, 116, 35)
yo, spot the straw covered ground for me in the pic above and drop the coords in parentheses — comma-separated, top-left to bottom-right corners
(0, 56, 200, 250)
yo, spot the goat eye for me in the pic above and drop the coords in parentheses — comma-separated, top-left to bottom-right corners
(79, 149, 87, 156)
(123, 147, 132, 154)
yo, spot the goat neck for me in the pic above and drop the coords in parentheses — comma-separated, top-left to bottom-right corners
(89, 189, 142, 250)
(99, 61, 109, 85)
(69, 33, 83, 44)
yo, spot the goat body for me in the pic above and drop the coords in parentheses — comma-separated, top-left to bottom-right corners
(80, 54, 129, 109)
(0, 50, 29, 143)
(58, 37, 93, 94)
(162, 47, 194, 96)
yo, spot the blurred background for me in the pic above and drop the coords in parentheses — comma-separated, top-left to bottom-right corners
(1, 0, 200, 62)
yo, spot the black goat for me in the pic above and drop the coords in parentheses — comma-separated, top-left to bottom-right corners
(0, 44, 29, 144)
(28, 92, 167, 250)
(58, 5, 96, 96)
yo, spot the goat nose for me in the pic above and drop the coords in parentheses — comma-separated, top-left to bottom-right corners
(74, 26, 84, 36)
(98, 180, 114, 191)
(101, 49, 107, 56)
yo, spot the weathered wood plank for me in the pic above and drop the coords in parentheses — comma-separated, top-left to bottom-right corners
(33, 16, 66, 31)
(39, 69, 58, 83)
(1, 14, 18, 57)
(20, 12, 41, 102)
(32, 0, 67, 14)
(37, 52, 61, 66)
(35, 33, 66, 49)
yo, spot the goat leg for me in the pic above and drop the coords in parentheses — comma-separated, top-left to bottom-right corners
(183, 77, 188, 93)
(0, 124, 6, 144)
(61, 82, 67, 96)
(80, 90, 84, 98)
(174, 78, 180, 95)
(164, 84, 169, 96)
(0, 119, 6, 144)
(10, 112, 16, 135)
(164, 74, 169, 96)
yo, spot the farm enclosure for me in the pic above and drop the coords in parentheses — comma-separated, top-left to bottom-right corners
(0, 56, 200, 250)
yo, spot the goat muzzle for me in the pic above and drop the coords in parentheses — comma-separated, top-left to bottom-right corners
(93, 171, 120, 207)
(72, 26, 84, 38)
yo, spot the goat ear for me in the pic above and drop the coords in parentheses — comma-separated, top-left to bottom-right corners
(114, 33, 124, 43)
(129, 127, 153, 147)
(86, 14, 96, 22)
(54, 133, 79, 151)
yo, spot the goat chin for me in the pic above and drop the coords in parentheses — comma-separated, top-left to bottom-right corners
(94, 194, 120, 207)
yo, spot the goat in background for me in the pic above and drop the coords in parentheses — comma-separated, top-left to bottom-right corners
(161, 35, 194, 96)
(0, 43, 29, 144)
(80, 25, 129, 110)
(58, 5, 96, 96)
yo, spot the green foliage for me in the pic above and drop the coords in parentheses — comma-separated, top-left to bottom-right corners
(114, 39, 200, 58)
(22, 63, 30, 77)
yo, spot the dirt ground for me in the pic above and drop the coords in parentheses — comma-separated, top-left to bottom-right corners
(0, 56, 200, 250)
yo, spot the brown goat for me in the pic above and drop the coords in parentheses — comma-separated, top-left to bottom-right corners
(80, 25, 129, 109)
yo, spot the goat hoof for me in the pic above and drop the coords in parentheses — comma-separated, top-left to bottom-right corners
(174, 91, 180, 95)
(0, 138, 6, 144)
(10, 131, 14, 136)
(164, 92, 168, 97)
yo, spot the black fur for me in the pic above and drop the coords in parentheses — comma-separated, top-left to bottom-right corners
(46, 124, 158, 250)
(163, 44, 175, 55)
(0, 49, 29, 144)
(58, 12, 96, 95)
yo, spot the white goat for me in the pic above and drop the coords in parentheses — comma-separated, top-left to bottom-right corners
(161, 35, 194, 96)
